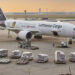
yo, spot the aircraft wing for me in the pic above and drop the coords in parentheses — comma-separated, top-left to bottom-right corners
(0, 26, 40, 34)
(1, 27, 40, 34)
(0, 27, 21, 33)
(6, 27, 20, 30)
(22, 29, 40, 34)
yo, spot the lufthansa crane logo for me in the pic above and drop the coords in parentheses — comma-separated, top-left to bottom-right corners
(12, 22, 16, 28)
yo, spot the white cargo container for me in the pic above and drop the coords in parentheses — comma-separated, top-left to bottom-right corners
(37, 54, 49, 63)
(22, 52, 33, 60)
(0, 49, 8, 57)
(54, 50, 66, 64)
(69, 52, 75, 62)
(11, 50, 21, 58)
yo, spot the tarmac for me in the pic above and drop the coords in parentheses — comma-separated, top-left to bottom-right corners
(0, 21, 75, 75)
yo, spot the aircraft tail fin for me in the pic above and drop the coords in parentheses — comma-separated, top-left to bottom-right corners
(0, 8, 6, 21)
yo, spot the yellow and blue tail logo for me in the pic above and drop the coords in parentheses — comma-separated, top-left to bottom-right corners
(12, 22, 16, 28)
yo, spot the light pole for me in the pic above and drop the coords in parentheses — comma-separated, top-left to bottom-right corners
(24, 10, 27, 20)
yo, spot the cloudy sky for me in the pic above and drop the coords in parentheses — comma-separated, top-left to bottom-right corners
(0, 0, 75, 12)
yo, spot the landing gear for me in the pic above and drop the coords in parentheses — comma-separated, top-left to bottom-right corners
(18, 39, 39, 50)
(19, 39, 31, 49)
(16, 37, 22, 41)
(34, 35, 42, 39)
(68, 38, 72, 44)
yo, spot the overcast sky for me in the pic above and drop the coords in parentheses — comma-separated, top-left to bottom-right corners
(0, 0, 75, 12)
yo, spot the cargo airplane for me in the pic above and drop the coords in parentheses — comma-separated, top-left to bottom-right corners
(0, 8, 75, 41)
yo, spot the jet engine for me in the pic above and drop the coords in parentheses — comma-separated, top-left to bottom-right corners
(17, 31, 32, 40)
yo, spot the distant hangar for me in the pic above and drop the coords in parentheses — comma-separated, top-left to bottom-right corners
(5, 12, 75, 19)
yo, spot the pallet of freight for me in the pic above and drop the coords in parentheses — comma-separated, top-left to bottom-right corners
(16, 57, 29, 65)
(54, 50, 66, 64)
(22, 52, 33, 61)
(0, 58, 11, 64)
(69, 52, 75, 62)
(0, 49, 8, 57)
(36, 54, 49, 63)
(10, 50, 21, 59)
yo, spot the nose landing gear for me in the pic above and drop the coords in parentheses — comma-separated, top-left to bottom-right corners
(34, 35, 42, 39)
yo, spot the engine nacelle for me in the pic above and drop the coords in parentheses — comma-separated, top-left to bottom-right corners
(18, 31, 32, 40)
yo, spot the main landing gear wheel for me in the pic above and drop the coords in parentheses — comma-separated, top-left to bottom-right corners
(34, 35, 42, 39)
(16, 37, 22, 41)
(18, 39, 39, 50)
(68, 38, 72, 44)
